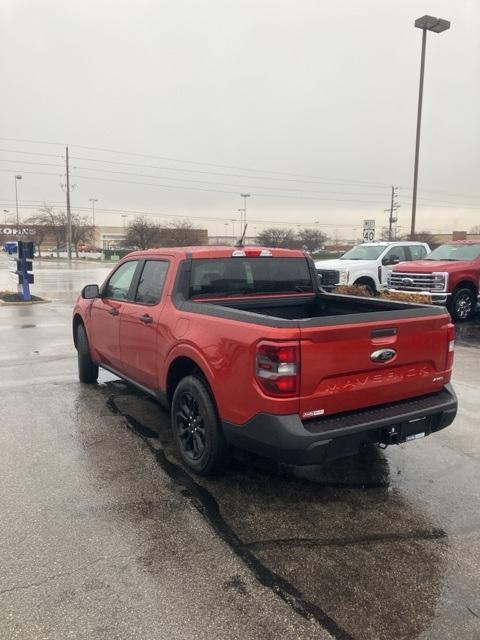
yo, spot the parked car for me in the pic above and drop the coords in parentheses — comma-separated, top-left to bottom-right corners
(73, 246, 456, 475)
(315, 241, 430, 294)
(388, 240, 480, 321)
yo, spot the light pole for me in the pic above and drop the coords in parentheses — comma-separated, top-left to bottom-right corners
(14, 175, 22, 225)
(88, 198, 98, 227)
(121, 214, 128, 231)
(231, 218, 236, 242)
(3, 210, 9, 225)
(411, 15, 450, 239)
(239, 193, 250, 230)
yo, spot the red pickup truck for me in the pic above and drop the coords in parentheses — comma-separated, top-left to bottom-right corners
(388, 240, 480, 321)
(73, 246, 457, 475)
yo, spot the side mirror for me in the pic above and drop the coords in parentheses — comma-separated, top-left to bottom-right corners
(81, 284, 100, 299)
(382, 256, 400, 266)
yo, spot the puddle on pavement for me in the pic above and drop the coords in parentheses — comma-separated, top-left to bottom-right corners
(455, 315, 480, 348)
(93, 380, 449, 640)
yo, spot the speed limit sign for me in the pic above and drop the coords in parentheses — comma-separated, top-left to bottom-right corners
(363, 219, 375, 242)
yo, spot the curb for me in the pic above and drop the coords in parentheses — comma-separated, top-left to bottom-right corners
(0, 298, 51, 306)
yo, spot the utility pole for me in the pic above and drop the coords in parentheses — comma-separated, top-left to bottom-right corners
(65, 146, 72, 260)
(388, 186, 400, 241)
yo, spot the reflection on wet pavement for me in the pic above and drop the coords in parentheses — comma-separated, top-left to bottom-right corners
(103, 381, 454, 640)
(0, 256, 111, 303)
(456, 313, 480, 348)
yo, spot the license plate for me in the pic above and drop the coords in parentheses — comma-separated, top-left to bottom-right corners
(406, 432, 425, 441)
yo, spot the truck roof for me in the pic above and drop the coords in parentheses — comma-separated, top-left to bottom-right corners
(443, 240, 480, 245)
(360, 241, 427, 246)
(126, 246, 308, 259)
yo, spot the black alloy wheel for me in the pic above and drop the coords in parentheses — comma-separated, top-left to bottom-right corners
(171, 375, 231, 475)
(450, 288, 475, 322)
(175, 391, 206, 461)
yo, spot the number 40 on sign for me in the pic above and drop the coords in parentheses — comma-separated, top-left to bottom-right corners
(363, 219, 375, 242)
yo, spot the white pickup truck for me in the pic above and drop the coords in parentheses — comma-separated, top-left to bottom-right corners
(315, 242, 431, 294)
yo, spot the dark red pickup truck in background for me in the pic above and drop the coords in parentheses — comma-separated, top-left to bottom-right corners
(73, 246, 457, 475)
(389, 240, 480, 321)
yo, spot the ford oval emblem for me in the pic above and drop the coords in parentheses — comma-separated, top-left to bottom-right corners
(401, 277, 414, 286)
(371, 348, 397, 363)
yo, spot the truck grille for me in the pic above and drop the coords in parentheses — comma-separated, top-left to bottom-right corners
(317, 269, 339, 286)
(388, 272, 436, 292)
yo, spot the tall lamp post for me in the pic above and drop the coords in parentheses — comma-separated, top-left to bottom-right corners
(239, 193, 250, 230)
(411, 15, 450, 239)
(88, 198, 98, 226)
(14, 175, 22, 225)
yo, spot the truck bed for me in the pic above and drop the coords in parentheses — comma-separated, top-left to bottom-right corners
(197, 291, 444, 325)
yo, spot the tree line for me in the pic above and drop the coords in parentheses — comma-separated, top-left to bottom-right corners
(255, 227, 328, 251)
(124, 217, 205, 249)
(26, 206, 95, 258)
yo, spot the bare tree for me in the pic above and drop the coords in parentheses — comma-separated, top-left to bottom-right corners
(25, 213, 53, 258)
(27, 204, 66, 257)
(124, 217, 161, 249)
(71, 214, 95, 257)
(401, 230, 439, 247)
(161, 220, 204, 246)
(469, 225, 480, 234)
(295, 228, 328, 252)
(256, 227, 327, 250)
(256, 227, 298, 248)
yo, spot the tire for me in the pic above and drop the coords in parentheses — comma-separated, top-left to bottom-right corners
(77, 324, 99, 384)
(353, 280, 376, 296)
(449, 287, 476, 322)
(171, 375, 231, 476)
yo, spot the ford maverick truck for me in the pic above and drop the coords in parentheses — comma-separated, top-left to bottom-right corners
(73, 246, 457, 475)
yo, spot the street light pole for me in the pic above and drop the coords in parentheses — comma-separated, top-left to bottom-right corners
(14, 175, 22, 225)
(411, 15, 450, 239)
(88, 198, 98, 227)
(240, 193, 250, 230)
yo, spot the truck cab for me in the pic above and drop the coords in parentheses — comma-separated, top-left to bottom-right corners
(315, 242, 430, 294)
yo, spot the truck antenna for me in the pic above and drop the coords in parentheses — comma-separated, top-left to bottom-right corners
(235, 223, 248, 247)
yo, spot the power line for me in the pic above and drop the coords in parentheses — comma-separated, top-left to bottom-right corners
(0, 201, 461, 233)
(0, 148, 64, 158)
(0, 136, 390, 187)
(69, 154, 389, 190)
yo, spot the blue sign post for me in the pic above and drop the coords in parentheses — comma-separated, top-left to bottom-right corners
(16, 241, 34, 301)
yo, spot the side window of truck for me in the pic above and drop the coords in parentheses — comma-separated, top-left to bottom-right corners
(135, 260, 169, 305)
(105, 260, 139, 300)
(408, 245, 427, 261)
(383, 246, 407, 264)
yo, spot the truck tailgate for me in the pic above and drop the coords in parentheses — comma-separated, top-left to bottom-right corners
(299, 315, 451, 420)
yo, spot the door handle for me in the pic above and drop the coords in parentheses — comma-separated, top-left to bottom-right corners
(108, 308, 120, 316)
(139, 314, 153, 324)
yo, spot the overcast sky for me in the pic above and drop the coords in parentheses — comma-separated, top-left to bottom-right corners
(1, 0, 479, 239)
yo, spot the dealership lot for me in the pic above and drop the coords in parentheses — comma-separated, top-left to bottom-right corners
(1, 258, 479, 640)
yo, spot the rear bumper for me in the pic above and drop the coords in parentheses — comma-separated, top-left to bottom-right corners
(222, 384, 457, 466)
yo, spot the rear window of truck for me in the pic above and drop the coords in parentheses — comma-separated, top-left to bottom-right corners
(189, 257, 314, 298)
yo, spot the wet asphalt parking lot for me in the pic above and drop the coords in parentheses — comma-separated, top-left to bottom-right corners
(0, 257, 479, 640)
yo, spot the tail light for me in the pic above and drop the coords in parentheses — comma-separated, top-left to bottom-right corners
(255, 342, 300, 397)
(446, 323, 455, 370)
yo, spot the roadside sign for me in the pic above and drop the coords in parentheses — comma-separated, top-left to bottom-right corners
(10, 241, 35, 301)
(363, 219, 376, 242)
